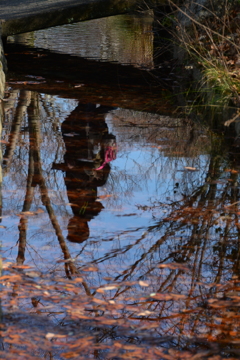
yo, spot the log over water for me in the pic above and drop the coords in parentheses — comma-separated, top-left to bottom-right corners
(0, 0, 166, 37)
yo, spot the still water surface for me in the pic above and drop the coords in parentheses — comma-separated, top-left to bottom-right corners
(1, 12, 240, 360)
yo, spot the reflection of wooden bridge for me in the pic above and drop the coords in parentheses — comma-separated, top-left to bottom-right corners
(0, 0, 166, 37)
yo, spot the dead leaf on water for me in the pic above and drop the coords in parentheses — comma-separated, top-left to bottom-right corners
(98, 194, 114, 200)
(184, 166, 198, 171)
(16, 211, 35, 216)
(12, 265, 33, 269)
(225, 168, 238, 173)
(2, 262, 14, 269)
(138, 310, 153, 316)
(82, 266, 98, 272)
(35, 208, 44, 214)
(62, 352, 79, 359)
(25, 271, 41, 278)
(158, 262, 189, 270)
(46, 333, 67, 340)
(17, 209, 44, 216)
(97, 285, 118, 292)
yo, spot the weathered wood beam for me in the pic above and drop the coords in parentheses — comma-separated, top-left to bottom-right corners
(0, 0, 166, 37)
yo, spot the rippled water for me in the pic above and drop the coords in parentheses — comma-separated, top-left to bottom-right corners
(8, 12, 154, 68)
(1, 12, 240, 360)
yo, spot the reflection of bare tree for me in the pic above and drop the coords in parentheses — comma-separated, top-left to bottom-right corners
(60, 122, 240, 356)
(101, 108, 211, 212)
(99, 151, 240, 355)
(0, 49, 5, 325)
(3, 87, 240, 358)
(3, 90, 31, 174)
(14, 93, 80, 279)
(0, 77, 3, 324)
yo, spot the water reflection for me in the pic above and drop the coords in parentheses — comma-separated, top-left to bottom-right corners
(0, 36, 6, 284)
(1, 85, 240, 358)
(2, 15, 240, 360)
(53, 103, 116, 243)
(8, 12, 154, 69)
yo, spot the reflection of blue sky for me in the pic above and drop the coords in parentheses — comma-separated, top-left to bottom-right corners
(90, 148, 210, 238)
(41, 95, 78, 119)
(0, 93, 221, 289)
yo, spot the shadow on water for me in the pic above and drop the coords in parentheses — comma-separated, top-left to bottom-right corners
(1, 12, 240, 360)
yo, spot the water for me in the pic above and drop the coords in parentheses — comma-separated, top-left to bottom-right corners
(8, 13, 154, 68)
(1, 12, 240, 360)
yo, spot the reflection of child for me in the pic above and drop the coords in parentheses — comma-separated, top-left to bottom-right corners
(68, 217, 89, 243)
(66, 186, 105, 243)
(65, 139, 115, 243)
(53, 103, 116, 243)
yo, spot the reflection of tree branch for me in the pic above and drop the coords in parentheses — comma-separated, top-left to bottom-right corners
(16, 116, 35, 265)
(92, 150, 240, 310)
(28, 93, 77, 277)
(16, 217, 28, 265)
(25, 93, 92, 296)
(129, 308, 204, 322)
(3, 90, 31, 174)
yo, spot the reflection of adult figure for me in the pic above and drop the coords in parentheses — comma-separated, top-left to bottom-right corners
(53, 103, 116, 243)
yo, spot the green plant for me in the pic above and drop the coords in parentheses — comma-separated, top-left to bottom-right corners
(201, 59, 240, 106)
(161, 0, 240, 117)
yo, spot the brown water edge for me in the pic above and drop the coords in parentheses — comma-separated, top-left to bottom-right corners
(2, 43, 240, 360)
(1, 264, 240, 359)
(4, 42, 174, 114)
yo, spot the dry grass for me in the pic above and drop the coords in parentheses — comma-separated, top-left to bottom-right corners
(155, 0, 240, 113)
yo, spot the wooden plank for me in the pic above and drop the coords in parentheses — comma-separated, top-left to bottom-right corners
(0, 0, 166, 37)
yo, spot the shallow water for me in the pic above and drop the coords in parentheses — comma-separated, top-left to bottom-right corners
(1, 12, 240, 360)
(8, 13, 154, 68)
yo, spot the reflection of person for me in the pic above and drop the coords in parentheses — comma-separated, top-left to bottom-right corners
(53, 103, 116, 243)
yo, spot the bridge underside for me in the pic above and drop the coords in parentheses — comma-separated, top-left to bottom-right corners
(0, 0, 166, 38)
